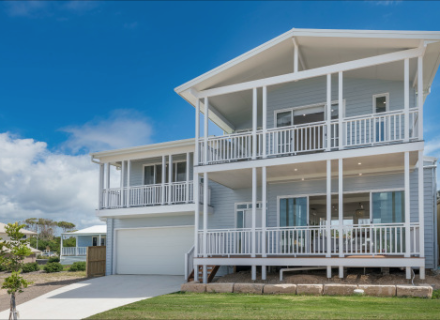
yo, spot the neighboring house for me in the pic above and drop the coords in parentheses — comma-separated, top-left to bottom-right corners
(0, 222, 41, 262)
(60, 225, 106, 265)
(92, 28, 440, 282)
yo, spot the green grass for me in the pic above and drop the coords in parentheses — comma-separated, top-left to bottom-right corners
(86, 292, 440, 320)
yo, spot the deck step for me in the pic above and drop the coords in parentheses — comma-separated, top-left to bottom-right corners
(188, 265, 219, 283)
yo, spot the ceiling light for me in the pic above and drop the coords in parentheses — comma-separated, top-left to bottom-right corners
(303, 114, 306, 117)
(301, 178, 305, 181)
(355, 203, 365, 217)
(294, 168, 298, 171)
(358, 162, 362, 165)
(359, 173, 362, 176)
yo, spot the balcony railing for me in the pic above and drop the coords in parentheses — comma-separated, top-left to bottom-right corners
(61, 247, 88, 256)
(100, 181, 210, 209)
(198, 109, 419, 165)
(197, 223, 420, 257)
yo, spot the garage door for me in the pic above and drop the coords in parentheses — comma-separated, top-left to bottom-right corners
(115, 226, 194, 275)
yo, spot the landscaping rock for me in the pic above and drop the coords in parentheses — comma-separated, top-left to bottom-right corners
(297, 284, 323, 295)
(358, 285, 396, 297)
(181, 282, 206, 293)
(263, 284, 297, 294)
(396, 285, 433, 298)
(206, 283, 234, 293)
(324, 284, 357, 296)
(234, 283, 264, 294)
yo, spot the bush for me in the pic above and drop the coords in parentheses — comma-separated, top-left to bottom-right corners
(48, 257, 60, 263)
(0, 264, 7, 272)
(69, 261, 86, 272)
(36, 254, 47, 260)
(433, 289, 440, 299)
(43, 262, 63, 273)
(22, 262, 40, 273)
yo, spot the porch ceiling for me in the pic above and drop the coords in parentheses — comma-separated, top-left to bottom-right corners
(207, 151, 419, 189)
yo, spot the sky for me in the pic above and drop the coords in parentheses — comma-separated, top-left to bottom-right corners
(1, 1, 440, 230)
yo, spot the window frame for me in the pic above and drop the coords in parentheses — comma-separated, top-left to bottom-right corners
(372, 93, 390, 114)
(142, 160, 187, 185)
(234, 202, 263, 229)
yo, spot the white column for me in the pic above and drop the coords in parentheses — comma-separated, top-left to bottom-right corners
(339, 266, 344, 279)
(418, 150, 425, 259)
(127, 160, 131, 207)
(195, 99, 200, 166)
(168, 154, 173, 204)
(194, 172, 200, 282)
(98, 163, 104, 209)
(404, 151, 411, 257)
(161, 156, 166, 204)
(252, 88, 257, 160)
(204, 97, 209, 165)
(418, 56, 424, 140)
(251, 265, 256, 281)
(98, 234, 101, 247)
(186, 152, 190, 203)
(60, 234, 63, 258)
(326, 74, 332, 151)
(338, 158, 344, 258)
(251, 167, 257, 258)
(326, 160, 331, 257)
(203, 172, 208, 258)
(203, 265, 208, 284)
(327, 265, 332, 279)
(338, 72, 344, 150)
(120, 161, 125, 207)
(106, 163, 110, 208)
(262, 86, 267, 158)
(404, 58, 410, 142)
(293, 41, 298, 73)
(262, 265, 267, 280)
(262, 166, 267, 258)
(75, 236, 78, 256)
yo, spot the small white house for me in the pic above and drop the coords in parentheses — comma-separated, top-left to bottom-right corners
(60, 225, 106, 264)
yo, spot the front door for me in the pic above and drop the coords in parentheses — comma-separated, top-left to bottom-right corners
(92, 236, 98, 246)
(278, 197, 308, 253)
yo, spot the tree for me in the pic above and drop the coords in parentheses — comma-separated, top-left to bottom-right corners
(36, 219, 57, 240)
(1, 223, 33, 320)
(23, 218, 38, 233)
(57, 221, 76, 233)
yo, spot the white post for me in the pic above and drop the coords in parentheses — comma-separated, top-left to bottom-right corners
(293, 41, 298, 73)
(195, 99, 200, 165)
(194, 172, 200, 281)
(251, 167, 257, 258)
(326, 160, 331, 258)
(98, 234, 101, 247)
(186, 152, 190, 203)
(106, 163, 110, 208)
(127, 160, 131, 207)
(326, 74, 332, 151)
(161, 155, 166, 205)
(168, 154, 173, 204)
(75, 236, 78, 256)
(339, 158, 344, 258)
(418, 56, 424, 140)
(252, 88, 257, 160)
(204, 97, 209, 165)
(120, 161, 125, 208)
(60, 234, 63, 258)
(203, 172, 208, 258)
(418, 150, 425, 259)
(262, 166, 267, 258)
(404, 58, 410, 142)
(404, 151, 410, 257)
(338, 71, 343, 150)
(98, 163, 104, 209)
(262, 86, 267, 158)
(203, 265, 208, 284)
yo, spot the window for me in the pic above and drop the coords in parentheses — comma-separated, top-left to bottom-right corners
(92, 237, 98, 246)
(144, 162, 187, 185)
(279, 197, 308, 227)
(276, 106, 325, 128)
(372, 191, 404, 223)
(235, 202, 263, 229)
(373, 93, 389, 113)
(276, 111, 292, 127)
(100, 236, 106, 246)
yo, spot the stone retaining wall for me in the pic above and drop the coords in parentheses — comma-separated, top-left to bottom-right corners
(181, 282, 433, 298)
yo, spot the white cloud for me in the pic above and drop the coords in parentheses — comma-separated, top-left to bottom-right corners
(369, 0, 402, 6)
(61, 109, 153, 153)
(4, 1, 49, 17)
(3, 1, 99, 18)
(0, 132, 120, 231)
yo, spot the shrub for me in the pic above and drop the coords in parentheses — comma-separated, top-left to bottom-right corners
(433, 289, 440, 299)
(21, 262, 40, 273)
(43, 262, 63, 273)
(36, 254, 46, 260)
(48, 257, 60, 263)
(0, 264, 7, 272)
(69, 261, 86, 272)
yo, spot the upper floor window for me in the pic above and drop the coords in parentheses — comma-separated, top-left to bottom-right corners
(143, 162, 187, 185)
(373, 93, 389, 113)
(275, 102, 340, 128)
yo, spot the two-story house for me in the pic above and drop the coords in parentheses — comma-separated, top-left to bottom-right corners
(92, 28, 440, 283)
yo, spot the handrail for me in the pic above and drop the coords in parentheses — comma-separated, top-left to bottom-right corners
(184, 245, 195, 282)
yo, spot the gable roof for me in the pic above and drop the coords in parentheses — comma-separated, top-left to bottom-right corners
(64, 225, 107, 236)
(0, 222, 36, 235)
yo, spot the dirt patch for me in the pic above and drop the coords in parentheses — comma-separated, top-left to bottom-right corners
(214, 268, 440, 289)
(0, 270, 87, 312)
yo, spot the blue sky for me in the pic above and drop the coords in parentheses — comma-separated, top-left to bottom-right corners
(1, 1, 440, 228)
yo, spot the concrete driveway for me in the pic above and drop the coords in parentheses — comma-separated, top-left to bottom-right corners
(0, 275, 183, 320)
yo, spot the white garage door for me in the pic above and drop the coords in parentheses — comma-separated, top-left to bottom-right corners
(115, 226, 194, 275)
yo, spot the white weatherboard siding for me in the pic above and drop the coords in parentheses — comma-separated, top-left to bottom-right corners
(115, 226, 194, 275)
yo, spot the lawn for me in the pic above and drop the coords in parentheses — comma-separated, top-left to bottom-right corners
(87, 291, 440, 320)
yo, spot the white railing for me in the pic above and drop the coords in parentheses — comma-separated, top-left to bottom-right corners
(61, 247, 88, 256)
(184, 245, 195, 281)
(197, 109, 420, 165)
(129, 184, 163, 207)
(197, 223, 420, 257)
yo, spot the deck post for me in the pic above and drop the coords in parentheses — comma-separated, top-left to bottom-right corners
(120, 161, 125, 207)
(98, 234, 101, 247)
(106, 162, 110, 208)
(194, 172, 200, 281)
(251, 167, 257, 258)
(404, 152, 411, 258)
(203, 172, 208, 259)
(195, 99, 200, 165)
(326, 74, 332, 151)
(327, 266, 332, 279)
(262, 265, 267, 280)
(406, 267, 411, 280)
(161, 156, 166, 205)
(262, 166, 267, 258)
(186, 152, 190, 203)
(251, 265, 256, 281)
(262, 86, 267, 158)
(418, 150, 425, 260)
(338, 71, 343, 150)
(127, 160, 131, 207)
(339, 266, 344, 279)
(326, 160, 331, 258)
(168, 154, 173, 204)
(98, 163, 104, 209)
(252, 88, 257, 160)
(204, 97, 209, 165)
(418, 56, 424, 140)
(338, 159, 344, 258)
(404, 58, 410, 142)
(60, 234, 63, 258)
(203, 265, 208, 284)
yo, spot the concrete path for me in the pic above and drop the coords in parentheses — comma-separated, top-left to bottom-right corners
(0, 275, 183, 320)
